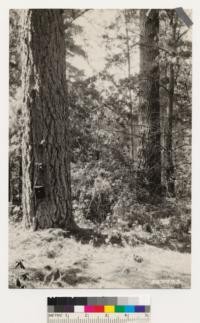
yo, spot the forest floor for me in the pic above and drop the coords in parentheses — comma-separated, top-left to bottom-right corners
(9, 219, 191, 289)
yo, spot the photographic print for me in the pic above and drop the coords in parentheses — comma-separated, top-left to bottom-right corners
(9, 9, 191, 288)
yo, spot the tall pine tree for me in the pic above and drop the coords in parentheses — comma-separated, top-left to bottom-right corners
(137, 9, 162, 202)
(21, 10, 74, 229)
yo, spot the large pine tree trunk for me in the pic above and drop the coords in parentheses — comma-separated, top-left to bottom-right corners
(21, 10, 74, 229)
(137, 9, 162, 202)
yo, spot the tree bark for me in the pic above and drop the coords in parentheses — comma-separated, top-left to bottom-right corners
(165, 11, 177, 197)
(124, 11, 135, 164)
(137, 9, 162, 202)
(21, 10, 74, 229)
(166, 62, 175, 196)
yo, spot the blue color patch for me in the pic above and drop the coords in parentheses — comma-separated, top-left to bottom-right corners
(135, 306, 145, 313)
(124, 306, 135, 313)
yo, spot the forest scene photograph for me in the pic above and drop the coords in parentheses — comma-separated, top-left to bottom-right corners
(9, 9, 192, 289)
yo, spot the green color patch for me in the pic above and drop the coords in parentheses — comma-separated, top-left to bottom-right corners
(115, 306, 125, 313)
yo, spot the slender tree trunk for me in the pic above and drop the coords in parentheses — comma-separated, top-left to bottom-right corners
(124, 11, 137, 191)
(165, 11, 177, 197)
(19, 154, 22, 204)
(21, 10, 74, 229)
(9, 160, 13, 203)
(137, 9, 162, 202)
(124, 11, 134, 164)
(166, 62, 175, 196)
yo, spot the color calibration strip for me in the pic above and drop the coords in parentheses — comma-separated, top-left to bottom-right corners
(48, 297, 150, 314)
(48, 305, 150, 313)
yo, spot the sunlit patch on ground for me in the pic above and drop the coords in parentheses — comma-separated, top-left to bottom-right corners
(9, 222, 191, 289)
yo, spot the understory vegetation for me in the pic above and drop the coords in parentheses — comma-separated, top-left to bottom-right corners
(9, 222, 191, 288)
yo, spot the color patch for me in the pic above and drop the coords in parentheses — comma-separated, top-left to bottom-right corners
(85, 306, 95, 313)
(124, 306, 135, 313)
(115, 306, 125, 313)
(106, 298, 117, 305)
(117, 298, 128, 305)
(74, 306, 84, 313)
(135, 306, 145, 313)
(64, 305, 74, 312)
(87, 298, 98, 305)
(104, 306, 115, 313)
(93, 306, 104, 313)
(128, 298, 139, 305)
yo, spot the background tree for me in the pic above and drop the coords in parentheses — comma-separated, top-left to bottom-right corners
(98, 10, 140, 192)
(9, 10, 22, 206)
(159, 9, 192, 198)
(137, 9, 162, 202)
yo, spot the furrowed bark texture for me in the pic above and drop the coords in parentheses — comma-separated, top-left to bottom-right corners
(21, 9, 73, 229)
(166, 62, 175, 196)
(137, 9, 162, 201)
(165, 10, 177, 197)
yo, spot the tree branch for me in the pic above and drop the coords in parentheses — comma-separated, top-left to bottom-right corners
(67, 9, 91, 25)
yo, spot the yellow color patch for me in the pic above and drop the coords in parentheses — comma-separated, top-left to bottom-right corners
(104, 306, 115, 313)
